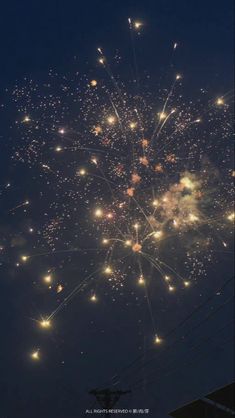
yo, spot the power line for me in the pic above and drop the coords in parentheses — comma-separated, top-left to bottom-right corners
(132, 335, 234, 391)
(123, 294, 234, 388)
(130, 316, 234, 390)
(106, 276, 234, 387)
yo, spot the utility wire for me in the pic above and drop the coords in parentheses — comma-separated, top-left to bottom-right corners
(106, 275, 234, 387)
(130, 316, 234, 390)
(121, 294, 234, 387)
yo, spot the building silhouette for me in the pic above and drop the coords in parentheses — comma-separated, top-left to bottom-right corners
(170, 383, 234, 417)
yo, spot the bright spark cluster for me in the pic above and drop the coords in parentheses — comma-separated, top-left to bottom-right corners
(1, 19, 233, 360)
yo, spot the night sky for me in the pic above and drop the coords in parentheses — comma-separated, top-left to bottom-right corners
(0, 1, 234, 417)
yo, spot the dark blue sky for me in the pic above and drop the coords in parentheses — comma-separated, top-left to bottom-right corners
(0, 0, 233, 87)
(0, 1, 234, 417)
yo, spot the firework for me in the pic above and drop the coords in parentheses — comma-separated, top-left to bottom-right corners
(2, 19, 233, 358)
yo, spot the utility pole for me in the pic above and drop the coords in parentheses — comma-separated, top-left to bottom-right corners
(89, 388, 131, 417)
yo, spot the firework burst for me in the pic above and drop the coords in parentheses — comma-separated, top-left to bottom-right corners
(1, 19, 233, 357)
